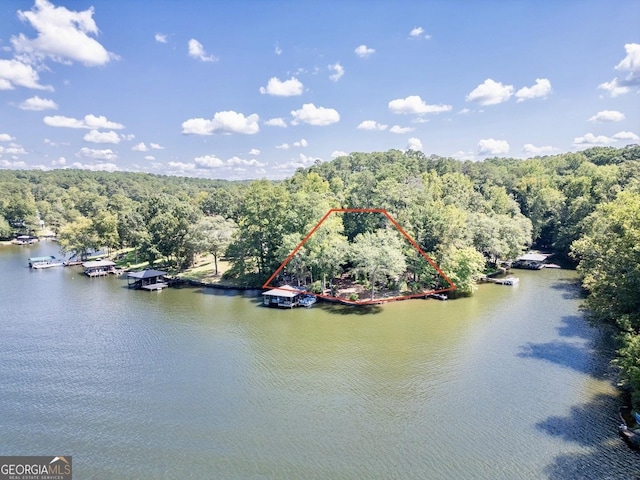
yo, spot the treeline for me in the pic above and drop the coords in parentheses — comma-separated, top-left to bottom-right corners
(1, 145, 639, 405)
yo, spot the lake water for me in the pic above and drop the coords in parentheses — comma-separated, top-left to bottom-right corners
(1, 242, 638, 479)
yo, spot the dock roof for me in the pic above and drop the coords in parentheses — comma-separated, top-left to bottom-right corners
(262, 285, 303, 297)
(517, 253, 549, 262)
(127, 269, 167, 279)
(82, 260, 116, 268)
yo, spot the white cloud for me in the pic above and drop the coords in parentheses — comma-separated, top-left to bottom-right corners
(0, 59, 52, 91)
(522, 144, 557, 155)
(466, 79, 514, 105)
(51, 156, 66, 166)
(0, 160, 28, 168)
(83, 130, 120, 144)
(226, 156, 265, 167)
(291, 103, 340, 126)
(615, 43, 640, 72)
(598, 78, 629, 97)
(195, 154, 224, 168)
(388, 95, 452, 114)
(19, 95, 58, 110)
(182, 111, 260, 135)
(0, 144, 27, 155)
(407, 137, 423, 151)
(515, 78, 551, 102)
(332, 150, 347, 158)
(188, 38, 217, 62)
(276, 143, 290, 150)
(265, 118, 287, 128)
(588, 110, 625, 122)
(44, 114, 124, 129)
(599, 43, 640, 97)
(249, 148, 260, 155)
(0, 133, 15, 142)
(132, 142, 148, 151)
(390, 125, 414, 134)
(155, 33, 167, 43)
(150, 143, 164, 149)
(76, 147, 117, 160)
(328, 62, 344, 82)
(478, 138, 510, 155)
(293, 139, 308, 148)
(357, 120, 388, 131)
(409, 27, 424, 37)
(613, 131, 639, 141)
(12, 0, 116, 66)
(259, 76, 303, 96)
(452, 150, 475, 161)
(274, 42, 282, 55)
(167, 161, 196, 172)
(354, 45, 375, 58)
(573, 133, 616, 146)
(144, 155, 155, 161)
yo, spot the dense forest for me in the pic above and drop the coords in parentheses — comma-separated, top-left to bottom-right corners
(1, 145, 639, 406)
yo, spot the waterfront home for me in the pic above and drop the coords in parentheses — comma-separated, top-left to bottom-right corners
(262, 285, 303, 308)
(82, 260, 117, 277)
(127, 269, 168, 291)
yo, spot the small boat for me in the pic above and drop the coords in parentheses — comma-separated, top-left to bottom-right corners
(32, 260, 64, 269)
(28, 256, 63, 268)
(299, 294, 317, 308)
(619, 406, 640, 450)
(427, 293, 448, 301)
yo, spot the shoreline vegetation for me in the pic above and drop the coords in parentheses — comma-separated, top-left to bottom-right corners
(1, 145, 639, 412)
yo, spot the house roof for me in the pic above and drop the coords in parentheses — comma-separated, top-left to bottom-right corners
(128, 269, 167, 279)
(262, 285, 303, 297)
(82, 260, 116, 268)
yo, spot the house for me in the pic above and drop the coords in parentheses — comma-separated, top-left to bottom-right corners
(127, 269, 168, 291)
(83, 260, 117, 277)
(262, 285, 303, 308)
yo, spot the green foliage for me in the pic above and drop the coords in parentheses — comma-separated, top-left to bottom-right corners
(571, 191, 640, 409)
(349, 228, 407, 300)
(571, 191, 640, 330)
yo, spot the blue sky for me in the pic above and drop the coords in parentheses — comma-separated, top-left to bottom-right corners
(1, 0, 639, 180)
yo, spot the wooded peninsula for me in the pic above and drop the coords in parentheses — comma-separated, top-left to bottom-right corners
(1, 145, 639, 408)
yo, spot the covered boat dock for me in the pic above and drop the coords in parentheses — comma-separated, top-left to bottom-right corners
(262, 285, 303, 308)
(127, 269, 169, 291)
(83, 260, 117, 277)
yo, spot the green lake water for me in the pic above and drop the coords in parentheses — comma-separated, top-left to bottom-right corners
(1, 242, 638, 479)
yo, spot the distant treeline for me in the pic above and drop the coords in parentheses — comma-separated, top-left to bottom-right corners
(1, 145, 639, 406)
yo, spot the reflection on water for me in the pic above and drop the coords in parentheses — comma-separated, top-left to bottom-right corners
(1, 242, 638, 479)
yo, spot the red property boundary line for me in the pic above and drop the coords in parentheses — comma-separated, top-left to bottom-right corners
(263, 208, 457, 305)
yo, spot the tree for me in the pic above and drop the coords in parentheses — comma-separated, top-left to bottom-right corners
(57, 217, 98, 259)
(349, 228, 407, 300)
(190, 215, 237, 275)
(227, 181, 292, 279)
(0, 216, 12, 239)
(571, 191, 640, 330)
(438, 245, 486, 296)
(571, 191, 640, 408)
(92, 211, 120, 254)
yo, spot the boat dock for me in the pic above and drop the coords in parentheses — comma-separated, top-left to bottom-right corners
(482, 276, 520, 286)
